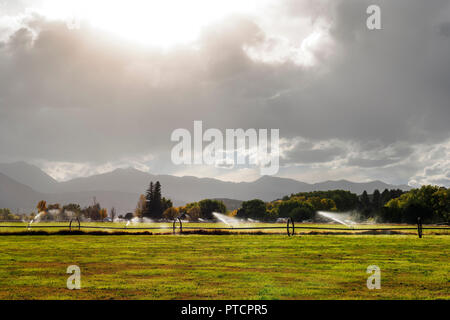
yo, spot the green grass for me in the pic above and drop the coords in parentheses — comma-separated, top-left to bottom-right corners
(0, 234, 448, 299)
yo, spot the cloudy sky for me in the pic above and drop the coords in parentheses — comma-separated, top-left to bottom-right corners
(0, 0, 449, 186)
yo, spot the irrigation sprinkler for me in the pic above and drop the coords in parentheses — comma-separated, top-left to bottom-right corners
(69, 218, 81, 231)
(417, 217, 423, 238)
(173, 217, 182, 235)
(1, 219, 449, 236)
(287, 217, 295, 237)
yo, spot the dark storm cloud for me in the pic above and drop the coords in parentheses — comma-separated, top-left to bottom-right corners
(280, 137, 348, 165)
(347, 158, 399, 169)
(0, 0, 449, 185)
(286, 147, 344, 164)
(0, 14, 302, 164)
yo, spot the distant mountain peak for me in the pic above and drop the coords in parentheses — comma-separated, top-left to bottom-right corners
(0, 161, 58, 193)
(256, 175, 303, 183)
(0, 161, 413, 213)
(113, 167, 143, 173)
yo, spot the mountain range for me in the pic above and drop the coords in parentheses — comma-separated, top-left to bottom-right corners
(0, 162, 412, 214)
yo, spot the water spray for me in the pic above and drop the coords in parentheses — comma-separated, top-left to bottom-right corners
(212, 212, 244, 228)
(317, 211, 356, 228)
(28, 211, 46, 230)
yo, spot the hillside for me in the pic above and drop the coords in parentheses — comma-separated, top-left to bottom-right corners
(0, 162, 412, 213)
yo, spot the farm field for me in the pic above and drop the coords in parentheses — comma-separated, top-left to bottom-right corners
(0, 233, 448, 299)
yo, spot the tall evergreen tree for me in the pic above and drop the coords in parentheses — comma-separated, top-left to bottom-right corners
(153, 181, 163, 218)
(142, 180, 171, 219)
(372, 189, 381, 212)
(143, 182, 154, 218)
(381, 189, 390, 205)
(161, 197, 173, 213)
(360, 190, 371, 217)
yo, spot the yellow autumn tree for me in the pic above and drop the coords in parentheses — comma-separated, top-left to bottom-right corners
(134, 194, 146, 218)
(163, 207, 179, 220)
(36, 200, 47, 213)
(187, 205, 201, 221)
(99, 208, 108, 220)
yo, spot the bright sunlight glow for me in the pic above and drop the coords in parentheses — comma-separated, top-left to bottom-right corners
(34, 0, 271, 47)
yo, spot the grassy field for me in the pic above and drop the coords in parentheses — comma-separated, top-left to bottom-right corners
(0, 233, 448, 299)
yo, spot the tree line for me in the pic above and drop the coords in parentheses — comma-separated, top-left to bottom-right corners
(382, 185, 449, 223)
(236, 186, 449, 224)
(134, 181, 227, 221)
(30, 198, 109, 221)
(236, 190, 360, 222)
(1, 183, 447, 224)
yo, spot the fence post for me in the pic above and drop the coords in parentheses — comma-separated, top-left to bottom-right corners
(417, 217, 423, 238)
(173, 218, 182, 235)
(69, 218, 81, 231)
(287, 218, 295, 237)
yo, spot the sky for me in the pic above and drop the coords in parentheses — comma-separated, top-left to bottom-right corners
(0, 0, 449, 186)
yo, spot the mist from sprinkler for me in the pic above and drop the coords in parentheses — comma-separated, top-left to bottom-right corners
(126, 217, 154, 228)
(316, 211, 357, 228)
(212, 212, 247, 228)
(28, 211, 46, 229)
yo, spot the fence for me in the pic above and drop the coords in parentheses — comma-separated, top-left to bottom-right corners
(0, 217, 448, 237)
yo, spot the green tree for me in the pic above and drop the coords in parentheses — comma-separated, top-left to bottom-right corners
(381, 189, 390, 205)
(290, 204, 315, 221)
(63, 203, 81, 218)
(372, 189, 381, 213)
(360, 191, 371, 217)
(383, 198, 403, 222)
(291, 190, 359, 211)
(143, 181, 170, 219)
(199, 199, 226, 219)
(153, 181, 163, 218)
(161, 197, 173, 213)
(82, 198, 103, 221)
(0, 208, 13, 221)
(143, 182, 154, 218)
(237, 199, 266, 220)
(431, 188, 450, 222)
(277, 199, 314, 221)
(187, 205, 201, 221)
(163, 207, 179, 220)
(383, 185, 447, 223)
